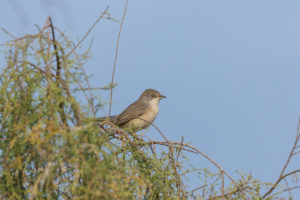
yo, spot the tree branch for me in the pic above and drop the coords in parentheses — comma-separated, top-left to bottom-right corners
(48, 16, 68, 128)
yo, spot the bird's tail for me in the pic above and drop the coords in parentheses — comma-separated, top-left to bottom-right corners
(81, 115, 118, 124)
(96, 115, 118, 124)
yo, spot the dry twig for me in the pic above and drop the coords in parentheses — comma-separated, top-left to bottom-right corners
(262, 118, 300, 198)
(66, 6, 109, 58)
(108, 0, 129, 117)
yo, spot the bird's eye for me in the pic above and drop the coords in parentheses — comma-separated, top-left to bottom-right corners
(151, 94, 154, 98)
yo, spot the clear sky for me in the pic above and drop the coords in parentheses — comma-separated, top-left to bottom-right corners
(1, 0, 300, 198)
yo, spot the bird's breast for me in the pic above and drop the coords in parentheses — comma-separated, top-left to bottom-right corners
(147, 98, 160, 119)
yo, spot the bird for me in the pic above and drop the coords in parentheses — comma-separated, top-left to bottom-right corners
(100, 89, 166, 132)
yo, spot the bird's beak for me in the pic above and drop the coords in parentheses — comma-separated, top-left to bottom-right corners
(159, 95, 166, 99)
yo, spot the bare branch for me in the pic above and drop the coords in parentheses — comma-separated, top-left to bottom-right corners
(279, 185, 300, 194)
(66, 6, 109, 57)
(284, 179, 292, 198)
(185, 143, 235, 183)
(293, 151, 300, 156)
(108, 0, 129, 117)
(144, 141, 197, 154)
(263, 118, 300, 198)
(191, 184, 207, 199)
(221, 172, 225, 200)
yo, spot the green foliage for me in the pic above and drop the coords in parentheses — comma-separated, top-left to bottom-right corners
(0, 21, 184, 200)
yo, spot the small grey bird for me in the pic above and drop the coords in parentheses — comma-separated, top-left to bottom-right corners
(102, 89, 166, 132)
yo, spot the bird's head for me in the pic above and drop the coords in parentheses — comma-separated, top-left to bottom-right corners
(139, 89, 166, 103)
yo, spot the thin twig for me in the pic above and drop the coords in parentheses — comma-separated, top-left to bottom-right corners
(51, 9, 109, 118)
(54, 26, 95, 118)
(209, 182, 253, 200)
(176, 137, 184, 163)
(278, 185, 300, 194)
(293, 150, 300, 156)
(284, 179, 292, 198)
(272, 169, 300, 188)
(145, 141, 198, 154)
(108, 0, 129, 117)
(7, 22, 49, 43)
(191, 184, 207, 199)
(66, 6, 109, 58)
(221, 172, 225, 200)
(262, 118, 300, 198)
(129, 119, 235, 186)
(185, 144, 235, 183)
(99, 117, 187, 197)
(136, 118, 187, 198)
(70, 87, 110, 91)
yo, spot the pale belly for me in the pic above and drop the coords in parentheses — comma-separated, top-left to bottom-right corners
(122, 105, 159, 131)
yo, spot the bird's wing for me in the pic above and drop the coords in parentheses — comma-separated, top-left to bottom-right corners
(115, 100, 148, 126)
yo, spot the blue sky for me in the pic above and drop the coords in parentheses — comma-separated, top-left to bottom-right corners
(1, 0, 300, 198)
